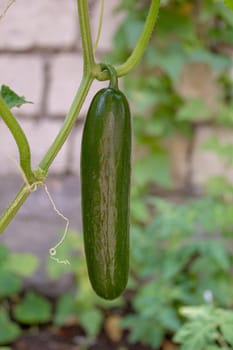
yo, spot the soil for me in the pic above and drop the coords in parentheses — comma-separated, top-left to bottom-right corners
(12, 328, 152, 350)
(12, 326, 177, 350)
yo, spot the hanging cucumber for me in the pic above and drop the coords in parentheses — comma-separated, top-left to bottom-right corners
(81, 64, 131, 300)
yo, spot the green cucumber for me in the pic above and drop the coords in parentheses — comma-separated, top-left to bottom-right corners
(81, 65, 131, 300)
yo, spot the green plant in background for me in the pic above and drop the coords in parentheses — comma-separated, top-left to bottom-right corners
(120, 196, 233, 348)
(0, 244, 39, 344)
(13, 292, 52, 325)
(174, 305, 233, 349)
(108, 0, 233, 194)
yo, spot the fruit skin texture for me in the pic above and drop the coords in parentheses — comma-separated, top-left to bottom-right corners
(81, 87, 131, 300)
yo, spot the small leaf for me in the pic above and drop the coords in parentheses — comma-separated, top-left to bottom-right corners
(0, 245, 9, 267)
(177, 99, 211, 121)
(174, 320, 216, 350)
(13, 292, 52, 324)
(134, 152, 172, 188)
(78, 308, 103, 338)
(131, 199, 150, 223)
(220, 320, 233, 345)
(0, 269, 21, 297)
(0, 309, 21, 345)
(0, 85, 32, 109)
(221, 324, 233, 345)
(179, 306, 211, 319)
(6, 253, 39, 277)
(54, 293, 76, 326)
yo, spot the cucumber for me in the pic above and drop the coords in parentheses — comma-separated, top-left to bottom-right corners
(81, 65, 131, 300)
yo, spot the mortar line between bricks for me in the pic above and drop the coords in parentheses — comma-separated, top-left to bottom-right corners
(15, 112, 85, 123)
(0, 47, 107, 55)
(40, 57, 51, 120)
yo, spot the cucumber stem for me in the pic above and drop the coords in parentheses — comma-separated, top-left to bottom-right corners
(100, 63, 118, 89)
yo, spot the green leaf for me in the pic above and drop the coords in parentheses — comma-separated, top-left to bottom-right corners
(131, 198, 150, 223)
(0, 269, 21, 297)
(206, 176, 233, 198)
(54, 293, 76, 326)
(188, 49, 232, 73)
(146, 45, 187, 82)
(204, 136, 233, 165)
(0, 245, 9, 267)
(217, 309, 233, 345)
(174, 306, 233, 350)
(177, 99, 212, 121)
(0, 85, 32, 109)
(114, 14, 144, 50)
(220, 322, 233, 345)
(207, 241, 230, 271)
(217, 102, 233, 127)
(157, 8, 195, 44)
(13, 292, 52, 324)
(78, 308, 103, 338)
(134, 152, 172, 188)
(0, 309, 21, 345)
(179, 306, 211, 319)
(224, 0, 233, 11)
(174, 320, 216, 350)
(6, 253, 38, 277)
(125, 316, 164, 348)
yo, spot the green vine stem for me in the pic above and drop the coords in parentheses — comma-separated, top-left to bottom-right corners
(95, 0, 161, 81)
(100, 63, 118, 89)
(39, 0, 95, 172)
(93, 0, 105, 53)
(0, 73, 93, 236)
(0, 183, 30, 234)
(77, 0, 95, 72)
(38, 74, 93, 173)
(0, 96, 35, 183)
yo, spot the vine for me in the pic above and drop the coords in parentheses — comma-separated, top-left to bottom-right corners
(0, 0, 15, 21)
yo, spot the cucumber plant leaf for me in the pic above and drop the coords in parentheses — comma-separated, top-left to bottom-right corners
(6, 253, 38, 277)
(0, 309, 21, 345)
(0, 268, 21, 297)
(0, 85, 32, 109)
(54, 293, 77, 326)
(13, 292, 52, 324)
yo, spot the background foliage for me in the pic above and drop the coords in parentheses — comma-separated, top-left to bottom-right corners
(107, 0, 233, 348)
